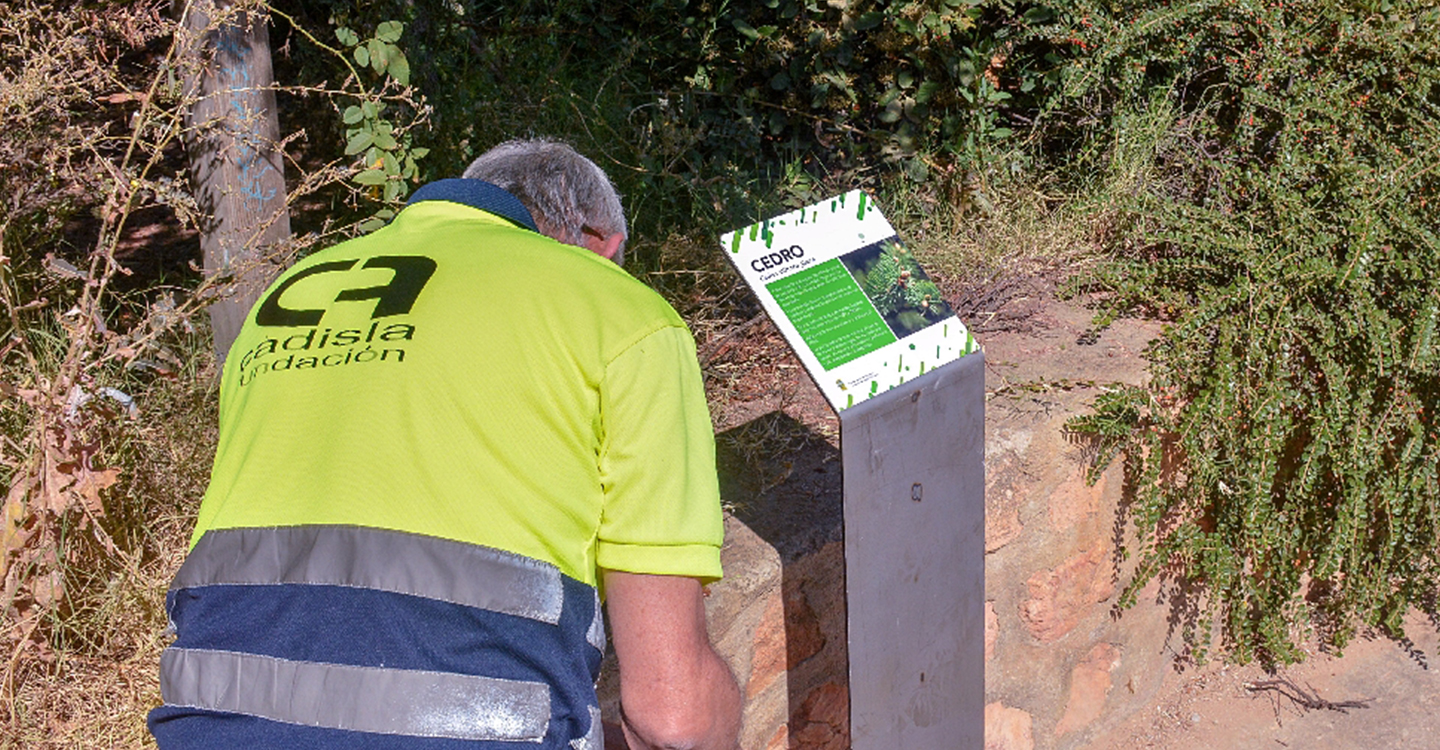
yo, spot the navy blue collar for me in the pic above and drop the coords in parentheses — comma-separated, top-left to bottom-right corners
(406, 179, 539, 233)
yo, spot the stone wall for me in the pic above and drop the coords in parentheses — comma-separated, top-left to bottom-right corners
(981, 305, 1170, 749)
(599, 514, 850, 749)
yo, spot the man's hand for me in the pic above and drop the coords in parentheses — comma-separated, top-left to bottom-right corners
(603, 571, 741, 750)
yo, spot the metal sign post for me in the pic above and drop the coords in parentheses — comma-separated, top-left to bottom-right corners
(719, 192, 985, 749)
(840, 351, 984, 749)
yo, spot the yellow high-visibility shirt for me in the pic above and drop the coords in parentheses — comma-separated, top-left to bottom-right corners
(194, 190, 723, 587)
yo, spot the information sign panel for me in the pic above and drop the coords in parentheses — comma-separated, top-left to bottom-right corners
(720, 191, 978, 410)
(722, 191, 986, 748)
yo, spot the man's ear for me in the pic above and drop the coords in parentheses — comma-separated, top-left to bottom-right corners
(584, 231, 625, 263)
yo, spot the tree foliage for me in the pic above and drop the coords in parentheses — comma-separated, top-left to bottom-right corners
(271, 0, 1077, 239)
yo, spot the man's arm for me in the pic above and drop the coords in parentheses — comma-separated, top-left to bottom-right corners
(603, 570, 741, 750)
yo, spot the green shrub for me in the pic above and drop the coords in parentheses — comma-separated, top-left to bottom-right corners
(1064, 1, 1440, 664)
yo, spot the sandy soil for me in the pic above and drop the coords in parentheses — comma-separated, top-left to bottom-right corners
(1086, 611, 1440, 749)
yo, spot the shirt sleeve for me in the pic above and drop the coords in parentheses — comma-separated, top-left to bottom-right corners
(595, 324, 724, 582)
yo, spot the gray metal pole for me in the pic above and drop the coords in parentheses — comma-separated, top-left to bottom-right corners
(840, 350, 985, 749)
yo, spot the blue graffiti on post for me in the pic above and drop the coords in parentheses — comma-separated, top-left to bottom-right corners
(215, 19, 279, 254)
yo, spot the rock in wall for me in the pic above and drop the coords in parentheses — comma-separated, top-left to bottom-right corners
(981, 303, 1169, 749)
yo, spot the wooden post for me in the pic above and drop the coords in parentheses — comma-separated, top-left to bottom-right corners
(180, 0, 291, 362)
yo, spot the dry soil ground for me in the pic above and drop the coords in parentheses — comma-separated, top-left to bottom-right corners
(1085, 615, 1440, 749)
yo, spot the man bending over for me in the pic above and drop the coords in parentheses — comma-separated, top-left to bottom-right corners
(149, 139, 741, 750)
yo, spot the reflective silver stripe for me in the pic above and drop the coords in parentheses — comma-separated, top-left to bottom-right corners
(570, 705, 602, 750)
(586, 590, 605, 652)
(161, 647, 550, 742)
(172, 525, 564, 625)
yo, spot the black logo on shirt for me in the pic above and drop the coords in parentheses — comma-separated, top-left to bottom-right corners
(256, 255, 437, 327)
(237, 255, 435, 386)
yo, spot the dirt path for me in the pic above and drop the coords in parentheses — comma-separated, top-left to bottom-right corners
(1086, 612, 1440, 749)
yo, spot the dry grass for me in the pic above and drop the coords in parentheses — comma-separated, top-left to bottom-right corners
(8, 593, 168, 750)
(888, 167, 1115, 286)
(1, 1, 419, 743)
(5, 350, 216, 749)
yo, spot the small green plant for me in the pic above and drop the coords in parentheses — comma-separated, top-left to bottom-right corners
(332, 20, 429, 229)
(266, 8, 429, 234)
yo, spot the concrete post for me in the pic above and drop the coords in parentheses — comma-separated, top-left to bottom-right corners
(840, 350, 985, 749)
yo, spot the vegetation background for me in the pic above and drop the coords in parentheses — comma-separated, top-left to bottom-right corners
(0, 0, 1436, 745)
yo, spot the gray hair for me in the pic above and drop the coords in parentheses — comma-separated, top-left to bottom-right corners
(463, 138, 627, 264)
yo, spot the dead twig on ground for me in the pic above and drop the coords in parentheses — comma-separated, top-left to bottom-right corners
(698, 314, 767, 366)
(1243, 678, 1374, 714)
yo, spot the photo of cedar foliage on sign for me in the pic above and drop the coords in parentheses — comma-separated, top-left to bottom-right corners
(842, 238, 953, 338)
